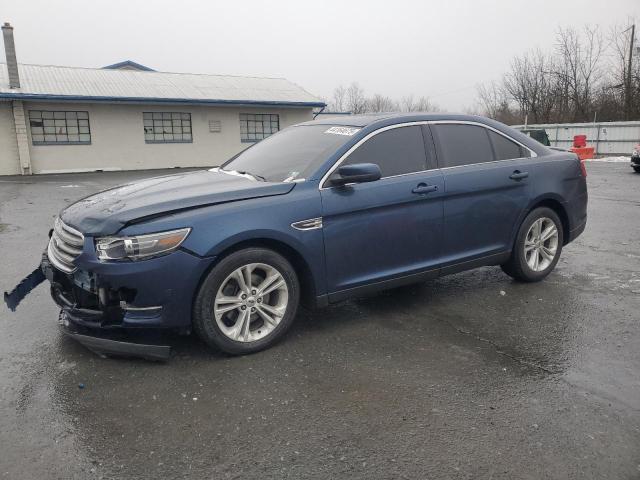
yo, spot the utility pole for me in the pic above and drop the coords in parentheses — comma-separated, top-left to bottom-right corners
(626, 24, 635, 120)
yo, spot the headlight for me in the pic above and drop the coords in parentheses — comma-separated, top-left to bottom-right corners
(95, 228, 191, 261)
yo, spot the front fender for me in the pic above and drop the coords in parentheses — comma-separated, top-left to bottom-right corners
(119, 184, 327, 297)
(202, 228, 320, 260)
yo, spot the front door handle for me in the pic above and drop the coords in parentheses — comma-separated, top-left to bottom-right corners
(412, 183, 438, 195)
(509, 170, 529, 180)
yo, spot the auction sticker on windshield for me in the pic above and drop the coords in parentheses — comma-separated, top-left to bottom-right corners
(324, 126, 360, 136)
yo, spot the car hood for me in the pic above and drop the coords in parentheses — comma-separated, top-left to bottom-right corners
(60, 169, 295, 235)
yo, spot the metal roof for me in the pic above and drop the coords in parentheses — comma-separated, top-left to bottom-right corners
(0, 63, 325, 107)
(102, 60, 155, 71)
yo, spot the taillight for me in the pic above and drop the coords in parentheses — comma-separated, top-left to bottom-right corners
(578, 158, 587, 177)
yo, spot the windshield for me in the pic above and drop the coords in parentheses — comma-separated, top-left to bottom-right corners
(220, 125, 358, 182)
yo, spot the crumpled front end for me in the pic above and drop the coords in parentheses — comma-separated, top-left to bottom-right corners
(42, 223, 213, 332)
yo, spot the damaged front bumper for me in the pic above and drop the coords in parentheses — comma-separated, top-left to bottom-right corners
(5, 242, 214, 360)
(40, 247, 211, 330)
(59, 313, 171, 361)
(4, 266, 46, 312)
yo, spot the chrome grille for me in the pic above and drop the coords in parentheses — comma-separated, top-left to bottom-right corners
(48, 217, 84, 273)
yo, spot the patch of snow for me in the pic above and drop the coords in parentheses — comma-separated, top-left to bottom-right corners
(586, 156, 630, 163)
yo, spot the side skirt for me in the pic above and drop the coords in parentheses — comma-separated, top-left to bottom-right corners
(316, 251, 511, 306)
(439, 251, 510, 276)
(327, 267, 440, 304)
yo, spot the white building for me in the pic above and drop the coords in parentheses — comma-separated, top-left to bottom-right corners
(0, 23, 324, 176)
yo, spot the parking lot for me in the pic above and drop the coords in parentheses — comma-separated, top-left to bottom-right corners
(0, 162, 638, 479)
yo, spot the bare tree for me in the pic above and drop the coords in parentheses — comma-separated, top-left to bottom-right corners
(397, 95, 438, 112)
(554, 26, 603, 121)
(346, 82, 367, 114)
(503, 49, 558, 123)
(330, 85, 347, 112)
(413, 96, 439, 112)
(476, 21, 638, 124)
(477, 81, 518, 123)
(400, 95, 415, 112)
(367, 94, 398, 113)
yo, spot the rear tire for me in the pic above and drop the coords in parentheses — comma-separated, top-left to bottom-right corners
(633, 166, 640, 173)
(501, 207, 564, 282)
(193, 248, 300, 355)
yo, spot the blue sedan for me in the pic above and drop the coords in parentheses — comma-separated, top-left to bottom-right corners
(8, 113, 588, 357)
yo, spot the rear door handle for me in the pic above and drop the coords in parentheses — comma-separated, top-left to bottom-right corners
(509, 170, 529, 180)
(412, 183, 438, 195)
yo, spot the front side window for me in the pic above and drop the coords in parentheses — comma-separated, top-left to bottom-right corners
(488, 130, 530, 160)
(240, 114, 279, 142)
(341, 125, 427, 178)
(432, 124, 494, 168)
(143, 112, 192, 143)
(29, 110, 91, 145)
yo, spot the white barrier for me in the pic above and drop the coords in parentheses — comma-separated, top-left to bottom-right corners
(512, 121, 640, 156)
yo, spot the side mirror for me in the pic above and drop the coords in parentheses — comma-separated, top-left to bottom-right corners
(329, 163, 382, 186)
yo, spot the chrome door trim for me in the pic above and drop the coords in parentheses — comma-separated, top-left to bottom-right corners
(319, 120, 537, 190)
(438, 158, 530, 171)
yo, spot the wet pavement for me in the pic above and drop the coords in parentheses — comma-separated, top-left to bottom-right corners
(1, 163, 639, 479)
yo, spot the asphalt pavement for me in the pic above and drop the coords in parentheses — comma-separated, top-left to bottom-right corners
(0, 162, 638, 479)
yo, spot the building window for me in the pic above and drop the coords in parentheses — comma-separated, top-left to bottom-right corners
(240, 113, 279, 142)
(208, 120, 221, 133)
(143, 112, 192, 143)
(29, 110, 91, 145)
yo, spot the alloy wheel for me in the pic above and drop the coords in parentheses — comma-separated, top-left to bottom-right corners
(214, 263, 289, 342)
(524, 217, 559, 272)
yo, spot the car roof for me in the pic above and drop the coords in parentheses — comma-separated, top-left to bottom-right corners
(301, 112, 496, 127)
(302, 113, 401, 127)
(300, 112, 552, 157)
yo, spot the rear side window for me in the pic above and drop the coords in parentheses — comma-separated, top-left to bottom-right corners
(432, 124, 493, 168)
(488, 130, 530, 160)
(342, 125, 427, 177)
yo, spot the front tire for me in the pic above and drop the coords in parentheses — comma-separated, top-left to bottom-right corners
(633, 166, 640, 173)
(193, 248, 300, 355)
(501, 207, 564, 282)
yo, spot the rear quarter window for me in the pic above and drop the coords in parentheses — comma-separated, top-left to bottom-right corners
(488, 130, 530, 160)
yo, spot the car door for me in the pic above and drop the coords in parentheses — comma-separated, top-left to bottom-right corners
(320, 124, 444, 297)
(431, 122, 535, 269)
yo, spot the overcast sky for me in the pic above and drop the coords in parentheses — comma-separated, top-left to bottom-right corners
(2, 0, 639, 110)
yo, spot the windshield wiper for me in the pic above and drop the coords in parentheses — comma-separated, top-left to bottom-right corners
(219, 168, 267, 182)
(236, 171, 267, 182)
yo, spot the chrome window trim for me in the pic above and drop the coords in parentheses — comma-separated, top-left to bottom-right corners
(320, 122, 429, 190)
(429, 120, 538, 164)
(319, 120, 537, 190)
(437, 158, 527, 171)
